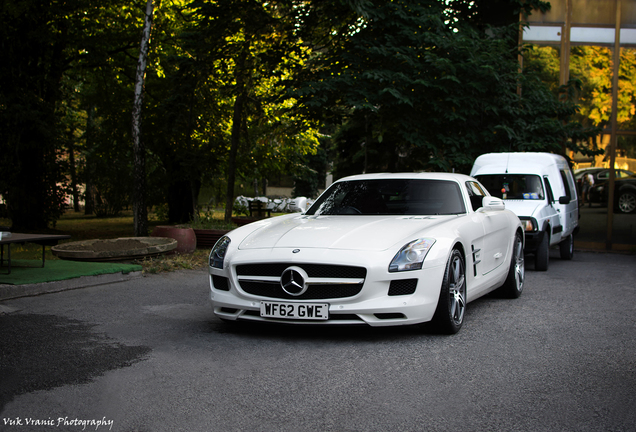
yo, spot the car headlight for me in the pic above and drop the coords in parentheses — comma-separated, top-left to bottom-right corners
(389, 238, 436, 272)
(519, 218, 537, 232)
(209, 236, 231, 269)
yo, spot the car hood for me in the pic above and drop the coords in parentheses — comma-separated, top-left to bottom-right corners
(501, 200, 544, 218)
(238, 215, 454, 251)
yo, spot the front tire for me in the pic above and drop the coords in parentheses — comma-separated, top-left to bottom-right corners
(432, 248, 466, 335)
(559, 234, 574, 260)
(534, 230, 549, 271)
(499, 232, 524, 298)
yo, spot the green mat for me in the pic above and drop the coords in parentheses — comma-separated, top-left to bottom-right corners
(0, 259, 142, 285)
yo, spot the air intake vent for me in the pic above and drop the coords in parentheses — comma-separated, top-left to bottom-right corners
(212, 275, 230, 291)
(388, 279, 417, 296)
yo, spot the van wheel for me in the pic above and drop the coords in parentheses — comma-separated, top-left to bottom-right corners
(534, 231, 549, 271)
(559, 235, 574, 260)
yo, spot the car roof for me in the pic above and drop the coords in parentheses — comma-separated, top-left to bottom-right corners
(471, 152, 568, 177)
(575, 168, 634, 178)
(335, 172, 475, 183)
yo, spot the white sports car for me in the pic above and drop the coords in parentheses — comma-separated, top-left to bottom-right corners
(208, 173, 525, 334)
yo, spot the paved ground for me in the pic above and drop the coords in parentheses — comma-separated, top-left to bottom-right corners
(576, 205, 636, 248)
(0, 250, 635, 432)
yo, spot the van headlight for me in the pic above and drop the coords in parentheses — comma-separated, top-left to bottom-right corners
(389, 238, 436, 272)
(209, 236, 231, 269)
(519, 218, 537, 232)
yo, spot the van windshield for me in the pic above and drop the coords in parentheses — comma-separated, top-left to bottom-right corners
(475, 174, 545, 200)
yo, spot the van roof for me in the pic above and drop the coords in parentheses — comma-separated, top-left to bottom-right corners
(471, 152, 568, 176)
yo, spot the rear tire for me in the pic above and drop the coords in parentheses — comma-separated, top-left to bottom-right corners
(499, 232, 524, 299)
(617, 191, 636, 214)
(534, 231, 549, 271)
(559, 234, 574, 260)
(432, 249, 466, 335)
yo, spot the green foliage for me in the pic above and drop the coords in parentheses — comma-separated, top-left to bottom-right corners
(293, 141, 330, 198)
(295, 0, 598, 176)
(233, 201, 250, 218)
(188, 210, 237, 230)
(0, 0, 142, 229)
(0, 0, 75, 229)
(185, 0, 323, 220)
(524, 44, 636, 131)
(1, 0, 616, 232)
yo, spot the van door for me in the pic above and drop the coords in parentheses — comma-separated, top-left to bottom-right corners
(556, 169, 579, 237)
(543, 177, 563, 245)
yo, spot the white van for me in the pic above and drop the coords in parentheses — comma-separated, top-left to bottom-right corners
(470, 152, 579, 271)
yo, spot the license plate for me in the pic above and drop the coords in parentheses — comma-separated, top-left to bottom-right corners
(260, 301, 329, 320)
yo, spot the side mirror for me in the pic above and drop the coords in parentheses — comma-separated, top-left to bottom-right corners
(480, 196, 505, 211)
(558, 196, 571, 205)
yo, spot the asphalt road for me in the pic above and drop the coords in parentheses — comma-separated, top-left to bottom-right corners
(577, 205, 636, 245)
(1, 250, 635, 432)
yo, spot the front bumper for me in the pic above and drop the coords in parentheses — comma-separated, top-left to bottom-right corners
(523, 230, 543, 253)
(208, 247, 447, 327)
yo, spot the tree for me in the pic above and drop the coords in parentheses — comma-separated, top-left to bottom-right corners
(0, 1, 74, 230)
(132, 0, 156, 236)
(294, 0, 596, 176)
(523, 45, 636, 157)
(186, 0, 321, 222)
(0, 0, 143, 230)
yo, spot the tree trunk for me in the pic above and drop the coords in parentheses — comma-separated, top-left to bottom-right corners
(224, 92, 245, 222)
(224, 48, 249, 222)
(168, 179, 195, 224)
(67, 128, 80, 212)
(84, 105, 96, 215)
(131, 0, 155, 236)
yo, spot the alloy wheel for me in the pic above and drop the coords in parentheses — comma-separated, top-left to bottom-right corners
(449, 254, 466, 326)
(618, 192, 636, 213)
(513, 236, 525, 292)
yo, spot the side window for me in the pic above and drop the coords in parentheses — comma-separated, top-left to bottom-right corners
(560, 170, 573, 199)
(465, 181, 486, 211)
(544, 177, 555, 203)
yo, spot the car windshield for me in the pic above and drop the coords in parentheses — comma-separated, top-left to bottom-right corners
(476, 174, 544, 200)
(305, 179, 466, 216)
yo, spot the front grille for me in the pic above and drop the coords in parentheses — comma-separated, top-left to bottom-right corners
(388, 279, 417, 296)
(240, 281, 363, 300)
(237, 263, 366, 279)
(236, 263, 366, 300)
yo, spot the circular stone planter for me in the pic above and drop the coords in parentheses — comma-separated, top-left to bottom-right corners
(151, 226, 197, 253)
(51, 237, 177, 262)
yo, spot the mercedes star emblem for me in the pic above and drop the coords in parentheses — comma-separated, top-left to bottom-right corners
(280, 266, 308, 296)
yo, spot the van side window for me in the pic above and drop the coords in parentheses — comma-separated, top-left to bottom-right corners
(560, 170, 572, 199)
(544, 177, 555, 203)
